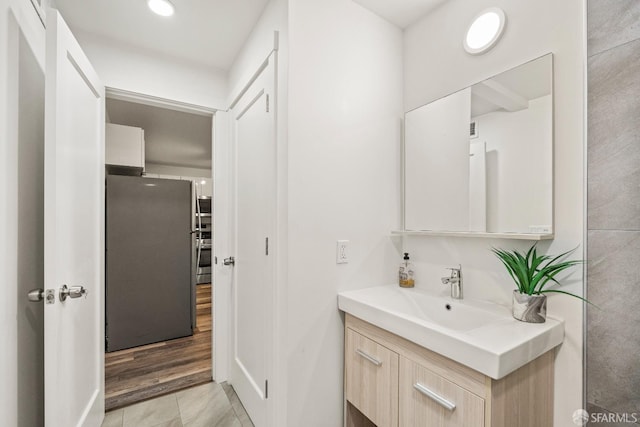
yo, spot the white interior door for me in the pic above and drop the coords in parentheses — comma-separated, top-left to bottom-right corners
(44, 10, 105, 427)
(230, 57, 276, 427)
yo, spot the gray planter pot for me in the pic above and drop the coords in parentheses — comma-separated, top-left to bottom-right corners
(512, 290, 547, 323)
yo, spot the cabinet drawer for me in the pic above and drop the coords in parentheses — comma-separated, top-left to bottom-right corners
(345, 328, 398, 427)
(399, 356, 484, 427)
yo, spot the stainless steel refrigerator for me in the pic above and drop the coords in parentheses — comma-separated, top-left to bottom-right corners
(106, 175, 195, 352)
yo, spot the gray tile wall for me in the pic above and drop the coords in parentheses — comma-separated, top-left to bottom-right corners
(587, 0, 640, 423)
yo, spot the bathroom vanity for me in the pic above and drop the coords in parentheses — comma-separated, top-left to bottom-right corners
(339, 285, 564, 427)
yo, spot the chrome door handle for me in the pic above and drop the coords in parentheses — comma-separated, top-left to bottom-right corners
(223, 257, 235, 266)
(413, 382, 456, 411)
(28, 288, 44, 302)
(355, 349, 382, 367)
(59, 284, 88, 302)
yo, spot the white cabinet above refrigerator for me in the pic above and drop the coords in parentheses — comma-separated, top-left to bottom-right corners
(106, 123, 145, 169)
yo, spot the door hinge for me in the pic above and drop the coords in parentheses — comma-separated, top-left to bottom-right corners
(265, 380, 269, 399)
(265, 237, 269, 256)
(266, 94, 270, 113)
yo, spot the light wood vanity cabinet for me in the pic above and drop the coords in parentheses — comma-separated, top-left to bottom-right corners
(345, 329, 398, 427)
(344, 314, 554, 427)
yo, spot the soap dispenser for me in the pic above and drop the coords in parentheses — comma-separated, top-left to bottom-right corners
(399, 252, 415, 288)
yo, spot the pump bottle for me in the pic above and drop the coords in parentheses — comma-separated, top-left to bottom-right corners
(399, 252, 415, 288)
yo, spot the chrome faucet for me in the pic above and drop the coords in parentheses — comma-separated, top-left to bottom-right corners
(441, 265, 462, 299)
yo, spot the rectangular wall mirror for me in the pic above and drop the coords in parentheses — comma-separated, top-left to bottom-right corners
(403, 53, 553, 237)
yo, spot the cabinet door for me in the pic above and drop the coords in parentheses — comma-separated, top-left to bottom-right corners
(399, 357, 484, 427)
(105, 123, 144, 168)
(345, 328, 398, 427)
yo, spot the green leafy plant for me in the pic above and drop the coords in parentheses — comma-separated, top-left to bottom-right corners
(492, 244, 590, 303)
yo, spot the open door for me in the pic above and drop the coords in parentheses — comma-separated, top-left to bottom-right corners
(227, 56, 276, 427)
(43, 10, 105, 427)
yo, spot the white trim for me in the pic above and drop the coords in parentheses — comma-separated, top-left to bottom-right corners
(106, 87, 216, 117)
(213, 111, 232, 383)
(28, 0, 47, 27)
(228, 31, 279, 110)
(229, 59, 269, 111)
(391, 230, 554, 241)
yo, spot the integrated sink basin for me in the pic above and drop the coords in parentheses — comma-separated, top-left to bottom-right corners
(378, 287, 504, 332)
(338, 285, 564, 379)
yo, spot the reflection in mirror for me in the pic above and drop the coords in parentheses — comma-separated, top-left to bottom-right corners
(404, 54, 553, 235)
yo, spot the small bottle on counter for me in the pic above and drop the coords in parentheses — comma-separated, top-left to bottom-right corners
(399, 252, 415, 288)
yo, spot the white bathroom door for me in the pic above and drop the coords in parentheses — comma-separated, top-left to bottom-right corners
(229, 57, 276, 427)
(44, 10, 105, 427)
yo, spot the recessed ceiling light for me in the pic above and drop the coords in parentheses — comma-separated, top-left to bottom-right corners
(147, 0, 175, 17)
(463, 7, 506, 55)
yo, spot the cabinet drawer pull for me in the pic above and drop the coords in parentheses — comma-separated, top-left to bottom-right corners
(356, 349, 382, 366)
(413, 383, 456, 411)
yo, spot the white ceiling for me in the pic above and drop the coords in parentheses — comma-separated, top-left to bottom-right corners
(54, 0, 270, 70)
(352, 0, 449, 28)
(106, 98, 212, 170)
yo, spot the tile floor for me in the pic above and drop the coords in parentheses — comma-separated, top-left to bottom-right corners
(102, 381, 254, 427)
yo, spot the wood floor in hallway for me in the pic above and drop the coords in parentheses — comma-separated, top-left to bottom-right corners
(105, 283, 213, 411)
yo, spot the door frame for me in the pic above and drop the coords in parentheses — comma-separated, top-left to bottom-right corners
(102, 87, 221, 380)
(102, 30, 285, 424)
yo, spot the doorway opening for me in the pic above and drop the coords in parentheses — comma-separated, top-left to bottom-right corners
(102, 93, 216, 410)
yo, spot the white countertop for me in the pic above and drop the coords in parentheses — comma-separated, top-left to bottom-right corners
(338, 285, 564, 379)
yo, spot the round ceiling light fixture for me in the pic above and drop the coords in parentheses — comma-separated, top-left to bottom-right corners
(463, 7, 506, 55)
(147, 0, 175, 17)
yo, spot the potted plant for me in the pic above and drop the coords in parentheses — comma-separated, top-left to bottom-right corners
(492, 244, 587, 323)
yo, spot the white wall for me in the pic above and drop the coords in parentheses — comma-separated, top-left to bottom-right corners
(0, 1, 46, 425)
(404, 1, 585, 425)
(287, 0, 403, 425)
(68, 29, 228, 109)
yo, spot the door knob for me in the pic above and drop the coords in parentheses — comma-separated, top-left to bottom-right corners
(223, 256, 235, 266)
(28, 288, 44, 302)
(59, 284, 88, 302)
